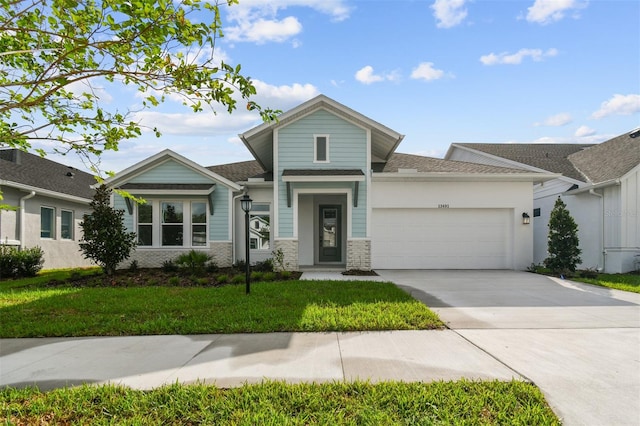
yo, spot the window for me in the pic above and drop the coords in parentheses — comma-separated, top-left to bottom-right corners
(314, 135, 329, 163)
(61, 210, 73, 240)
(40, 207, 54, 238)
(533, 208, 541, 217)
(138, 203, 153, 246)
(191, 202, 207, 246)
(249, 204, 270, 250)
(162, 202, 183, 246)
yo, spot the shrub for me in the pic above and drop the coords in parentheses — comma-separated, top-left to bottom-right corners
(216, 274, 229, 284)
(279, 270, 291, 280)
(128, 260, 139, 272)
(579, 268, 599, 279)
(168, 276, 180, 286)
(250, 271, 264, 282)
(262, 272, 277, 281)
(175, 250, 211, 276)
(206, 261, 219, 273)
(0, 245, 44, 278)
(253, 258, 273, 272)
(162, 260, 178, 273)
(231, 274, 245, 284)
(233, 259, 247, 272)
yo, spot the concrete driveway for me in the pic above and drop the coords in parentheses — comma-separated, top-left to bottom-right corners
(378, 270, 640, 426)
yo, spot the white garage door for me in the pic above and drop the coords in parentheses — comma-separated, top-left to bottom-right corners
(371, 208, 513, 269)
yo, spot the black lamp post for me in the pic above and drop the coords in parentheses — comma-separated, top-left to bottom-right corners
(240, 194, 253, 294)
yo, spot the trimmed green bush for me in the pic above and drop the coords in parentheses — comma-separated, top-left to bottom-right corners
(0, 246, 44, 278)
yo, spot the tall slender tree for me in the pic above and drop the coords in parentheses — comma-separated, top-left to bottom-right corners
(544, 197, 582, 275)
(80, 185, 136, 275)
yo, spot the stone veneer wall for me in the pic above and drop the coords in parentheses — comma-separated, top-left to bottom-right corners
(125, 242, 233, 269)
(347, 239, 371, 271)
(274, 239, 299, 271)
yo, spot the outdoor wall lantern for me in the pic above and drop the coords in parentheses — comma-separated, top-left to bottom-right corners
(522, 212, 531, 225)
(240, 194, 253, 294)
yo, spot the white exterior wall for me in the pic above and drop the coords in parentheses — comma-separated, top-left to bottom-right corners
(371, 180, 534, 270)
(10, 192, 95, 270)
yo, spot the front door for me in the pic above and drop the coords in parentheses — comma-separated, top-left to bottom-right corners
(319, 205, 341, 262)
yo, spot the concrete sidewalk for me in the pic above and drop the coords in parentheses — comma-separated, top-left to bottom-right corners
(1, 331, 521, 391)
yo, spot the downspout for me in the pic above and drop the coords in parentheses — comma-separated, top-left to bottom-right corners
(231, 187, 247, 264)
(589, 189, 605, 272)
(19, 191, 36, 249)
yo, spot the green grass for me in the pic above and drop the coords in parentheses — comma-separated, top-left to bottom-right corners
(0, 278, 443, 337)
(572, 273, 640, 294)
(1, 380, 560, 425)
(0, 267, 101, 290)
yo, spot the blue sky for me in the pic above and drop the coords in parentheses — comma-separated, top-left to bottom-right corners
(47, 0, 640, 173)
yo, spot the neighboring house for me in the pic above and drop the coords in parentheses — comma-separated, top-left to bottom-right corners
(0, 149, 97, 269)
(106, 95, 556, 271)
(445, 130, 640, 273)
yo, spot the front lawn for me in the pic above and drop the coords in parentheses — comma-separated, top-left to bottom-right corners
(1, 380, 560, 425)
(572, 273, 640, 294)
(0, 272, 443, 337)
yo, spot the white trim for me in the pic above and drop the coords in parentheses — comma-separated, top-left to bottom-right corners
(273, 128, 280, 239)
(1, 180, 91, 204)
(314, 134, 330, 163)
(292, 188, 352, 239)
(366, 128, 372, 238)
(282, 175, 364, 182)
(123, 188, 214, 196)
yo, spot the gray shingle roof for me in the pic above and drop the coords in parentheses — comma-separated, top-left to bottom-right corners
(0, 149, 95, 199)
(378, 153, 534, 174)
(207, 160, 270, 183)
(455, 143, 594, 181)
(567, 131, 640, 183)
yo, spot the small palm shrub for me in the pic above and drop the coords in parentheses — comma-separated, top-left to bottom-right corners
(175, 250, 212, 276)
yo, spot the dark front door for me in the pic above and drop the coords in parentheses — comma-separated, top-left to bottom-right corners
(319, 205, 341, 262)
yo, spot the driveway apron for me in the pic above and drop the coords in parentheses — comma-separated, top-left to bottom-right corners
(378, 270, 640, 426)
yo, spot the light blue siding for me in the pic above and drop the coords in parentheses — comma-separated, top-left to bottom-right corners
(113, 194, 134, 232)
(130, 160, 212, 184)
(277, 110, 368, 238)
(210, 187, 229, 240)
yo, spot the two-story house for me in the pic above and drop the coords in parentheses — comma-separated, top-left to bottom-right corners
(105, 95, 556, 271)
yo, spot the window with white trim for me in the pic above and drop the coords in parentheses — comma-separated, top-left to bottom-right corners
(137, 203, 153, 246)
(60, 210, 73, 240)
(162, 201, 183, 246)
(40, 206, 55, 238)
(191, 202, 207, 247)
(135, 200, 208, 248)
(314, 135, 329, 163)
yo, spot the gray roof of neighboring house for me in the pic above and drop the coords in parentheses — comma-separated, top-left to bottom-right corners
(207, 160, 270, 183)
(0, 149, 96, 199)
(454, 143, 594, 181)
(377, 153, 533, 174)
(567, 131, 640, 183)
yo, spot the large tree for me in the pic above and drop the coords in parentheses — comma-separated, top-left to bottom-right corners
(0, 0, 277, 168)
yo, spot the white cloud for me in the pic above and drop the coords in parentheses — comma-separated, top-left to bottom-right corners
(132, 110, 259, 136)
(480, 48, 558, 65)
(226, 16, 302, 44)
(535, 112, 572, 127)
(410, 62, 446, 81)
(575, 125, 596, 137)
(525, 0, 587, 25)
(251, 80, 320, 110)
(225, 0, 351, 44)
(591, 94, 640, 119)
(431, 0, 468, 28)
(354, 65, 399, 85)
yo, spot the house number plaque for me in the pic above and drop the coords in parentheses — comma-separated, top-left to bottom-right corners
(438, 204, 450, 209)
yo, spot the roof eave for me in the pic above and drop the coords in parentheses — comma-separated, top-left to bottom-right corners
(0, 180, 93, 204)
